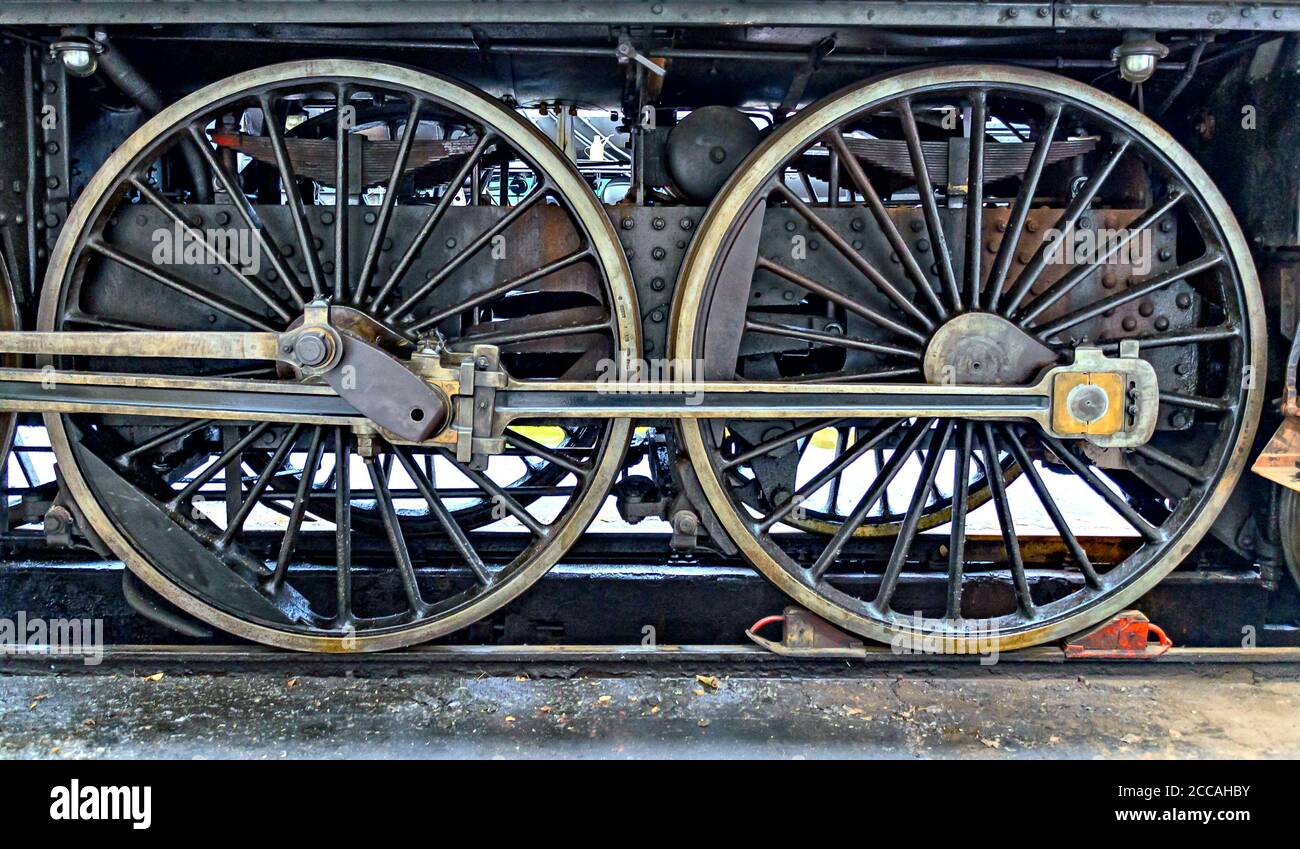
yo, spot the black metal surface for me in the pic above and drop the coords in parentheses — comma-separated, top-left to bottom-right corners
(0, 537, 1286, 649)
(3, 2, 1300, 33)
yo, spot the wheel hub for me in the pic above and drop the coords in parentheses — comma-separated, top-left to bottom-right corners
(922, 312, 1058, 385)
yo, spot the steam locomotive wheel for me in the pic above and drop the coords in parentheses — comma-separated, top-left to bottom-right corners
(673, 66, 1264, 652)
(40, 61, 636, 651)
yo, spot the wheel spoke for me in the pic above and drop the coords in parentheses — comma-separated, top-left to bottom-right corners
(1014, 189, 1185, 324)
(945, 421, 974, 619)
(803, 366, 922, 383)
(755, 257, 927, 345)
(333, 428, 353, 626)
(386, 184, 549, 321)
(773, 183, 934, 331)
(1160, 391, 1231, 413)
(965, 90, 987, 309)
(366, 132, 500, 313)
(130, 177, 295, 324)
(258, 93, 326, 298)
(365, 454, 429, 617)
(873, 420, 954, 612)
(1000, 139, 1133, 316)
(410, 248, 593, 334)
(438, 447, 550, 538)
(756, 419, 904, 531)
(169, 422, 272, 508)
(897, 97, 960, 311)
(1032, 253, 1225, 341)
(824, 130, 947, 319)
(504, 430, 590, 478)
(1093, 325, 1240, 352)
(985, 102, 1063, 311)
(185, 124, 308, 306)
(395, 448, 493, 585)
(1001, 425, 1102, 589)
(87, 240, 276, 331)
(219, 424, 302, 546)
(269, 426, 326, 592)
(1130, 442, 1210, 484)
(722, 417, 848, 471)
(332, 84, 353, 302)
(1037, 430, 1161, 542)
(743, 318, 919, 359)
(810, 417, 933, 579)
(351, 97, 426, 305)
(978, 423, 1034, 617)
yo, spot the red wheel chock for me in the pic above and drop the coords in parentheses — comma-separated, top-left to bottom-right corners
(1063, 610, 1172, 659)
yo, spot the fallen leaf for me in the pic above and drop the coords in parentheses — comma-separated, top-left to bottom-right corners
(286, 678, 298, 688)
(597, 695, 612, 704)
(980, 737, 1001, 749)
(143, 672, 165, 682)
(695, 674, 721, 690)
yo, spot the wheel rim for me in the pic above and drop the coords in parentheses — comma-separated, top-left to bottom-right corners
(41, 60, 637, 652)
(672, 65, 1264, 652)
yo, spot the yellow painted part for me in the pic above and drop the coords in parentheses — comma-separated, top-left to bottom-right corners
(809, 427, 840, 450)
(510, 425, 568, 447)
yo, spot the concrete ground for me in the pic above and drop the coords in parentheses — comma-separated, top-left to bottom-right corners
(2, 662, 1299, 758)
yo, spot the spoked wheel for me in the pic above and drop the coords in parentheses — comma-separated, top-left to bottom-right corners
(673, 65, 1264, 651)
(41, 60, 636, 651)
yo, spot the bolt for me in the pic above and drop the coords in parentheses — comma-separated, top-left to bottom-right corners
(293, 333, 329, 367)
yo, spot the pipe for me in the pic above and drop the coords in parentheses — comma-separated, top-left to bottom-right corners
(88, 31, 212, 203)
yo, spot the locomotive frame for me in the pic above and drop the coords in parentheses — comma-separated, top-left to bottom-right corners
(0, 0, 1297, 655)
